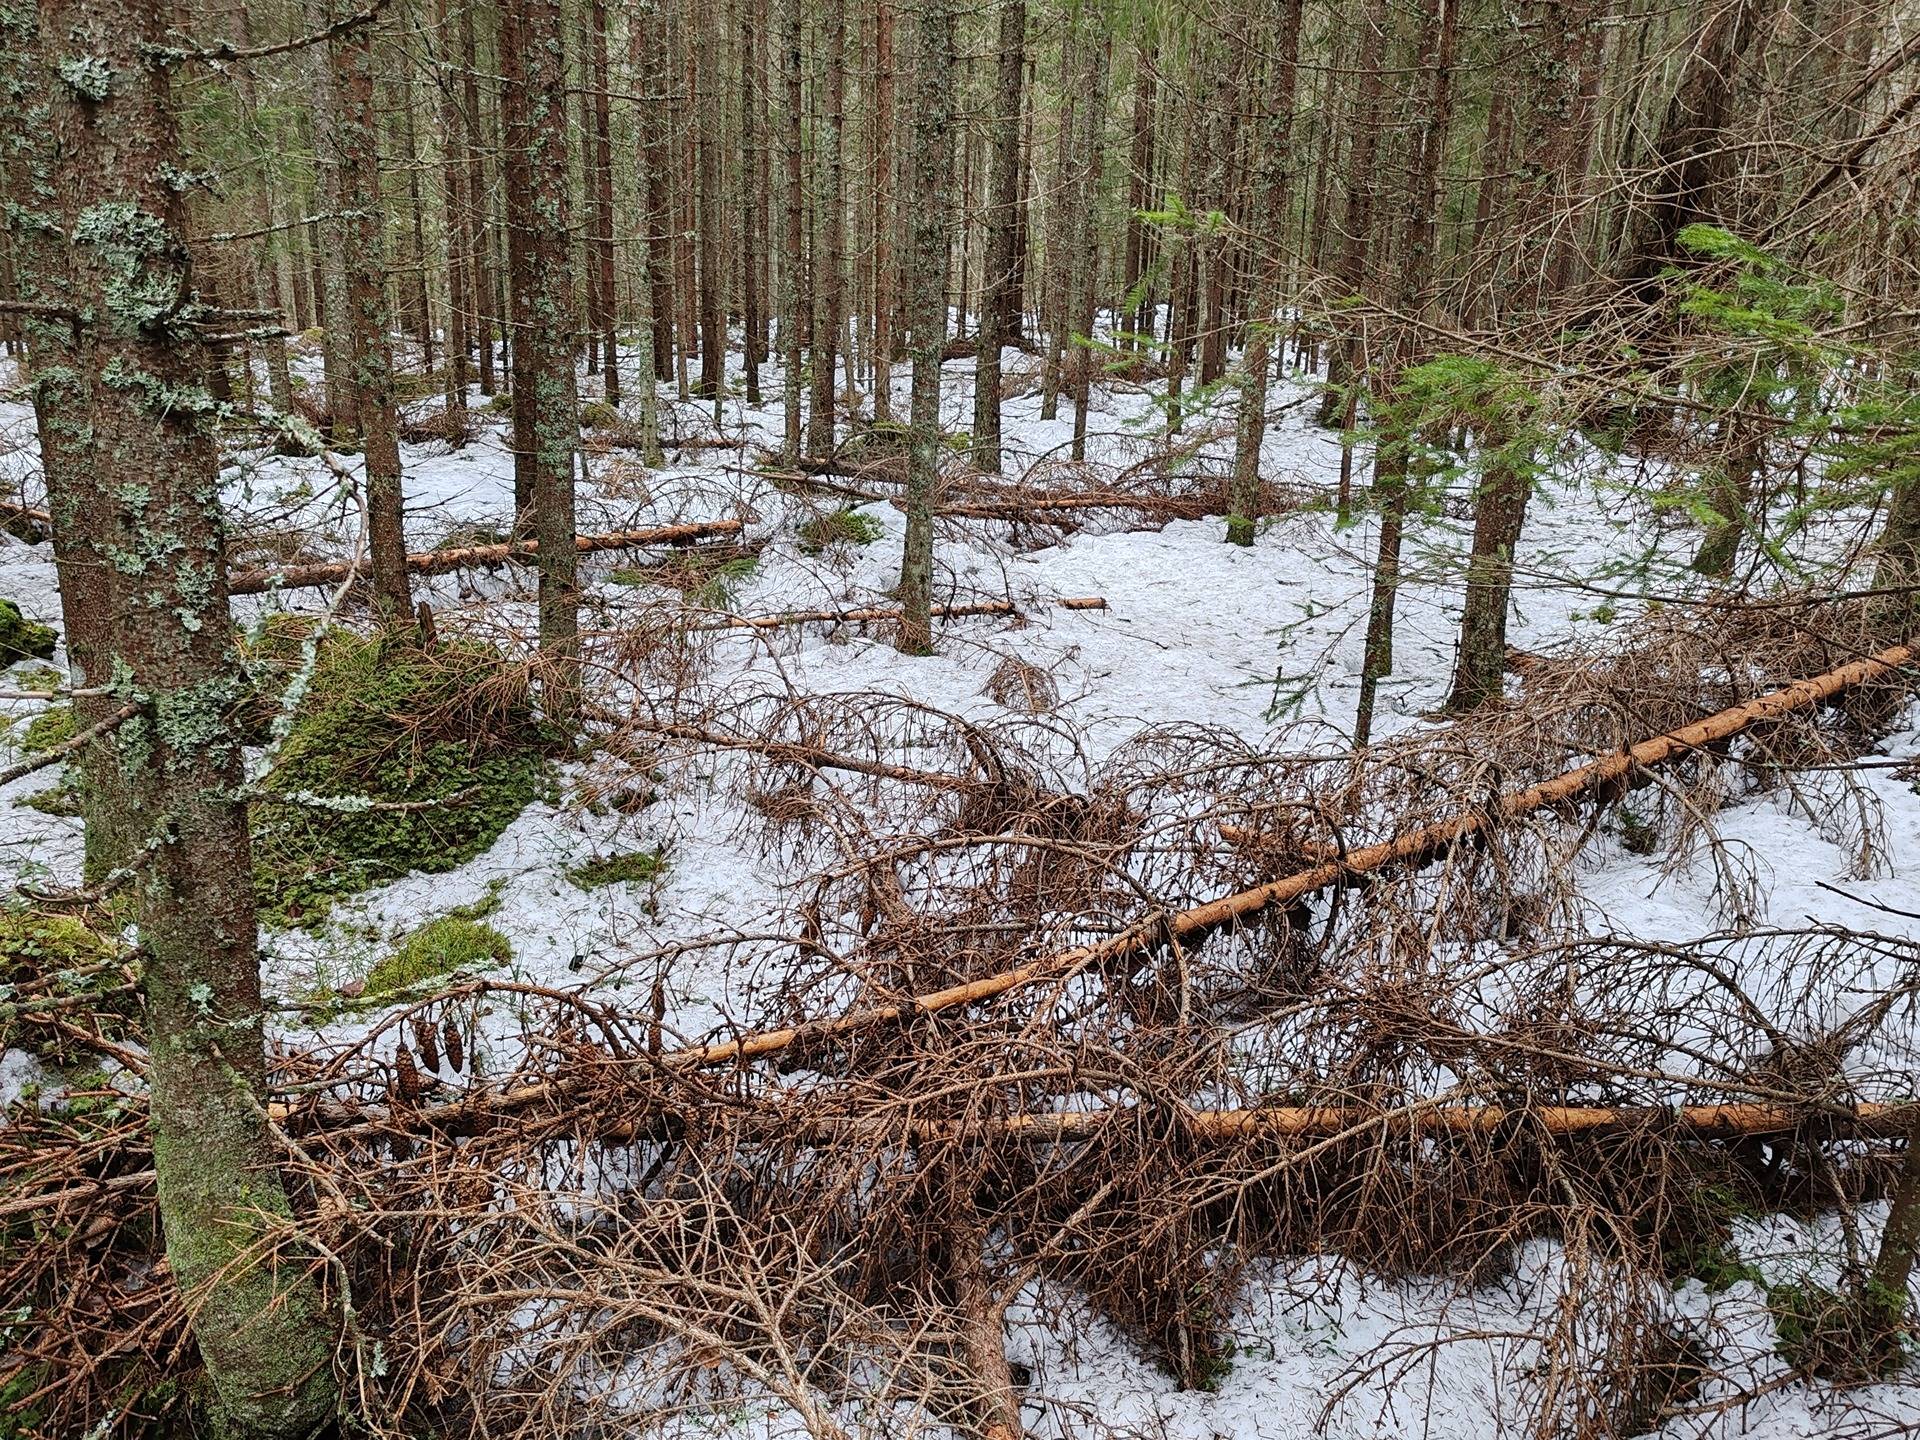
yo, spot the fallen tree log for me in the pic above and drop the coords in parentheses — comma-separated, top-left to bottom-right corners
(349, 639, 1920, 1141)
(691, 595, 1107, 632)
(226, 519, 746, 595)
(9, 1099, 1906, 1225)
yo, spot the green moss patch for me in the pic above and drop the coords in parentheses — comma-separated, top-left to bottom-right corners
(20, 704, 74, 755)
(364, 916, 511, 999)
(0, 600, 56, 665)
(580, 399, 621, 430)
(251, 631, 550, 925)
(797, 507, 885, 555)
(0, 908, 127, 1062)
(20, 779, 82, 817)
(568, 848, 668, 891)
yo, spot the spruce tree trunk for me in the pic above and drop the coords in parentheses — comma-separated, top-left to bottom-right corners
(1227, 0, 1303, 543)
(435, 0, 472, 404)
(740, 0, 763, 404)
(779, 0, 806, 460)
(970, 0, 1026, 473)
(501, 0, 581, 714)
(871, 0, 896, 424)
(8, 3, 339, 1431)
(461, 0, 496, 394)
(1067, 34, 1112, 463)
(897, 0, 956, 656)
(696, 0, 725, 406)
(317, 0, 411, 622)
(591, 0, 620, 405)
(809, 0, 848, 451)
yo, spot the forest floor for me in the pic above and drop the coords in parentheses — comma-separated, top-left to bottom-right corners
(3, 335, 1919, 1439)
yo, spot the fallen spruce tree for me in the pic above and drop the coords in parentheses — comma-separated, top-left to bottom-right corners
(226, 519, 745, 595)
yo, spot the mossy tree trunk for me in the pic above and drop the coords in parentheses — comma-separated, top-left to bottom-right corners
(500, 0, 581, 717)
(895, 0, 955, 657)
(7, 1, 340, 1432)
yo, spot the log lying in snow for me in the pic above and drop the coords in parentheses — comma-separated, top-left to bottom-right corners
(690, 595, 1108, 632)
(226, 519, 746, 595)
(659, 639, 1920, 1070)
(287, 639, 1920, 1139)
(977, 1100, 1915, 1142)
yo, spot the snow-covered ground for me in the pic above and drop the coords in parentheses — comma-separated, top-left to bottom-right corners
(3, 334, 1917, 1438)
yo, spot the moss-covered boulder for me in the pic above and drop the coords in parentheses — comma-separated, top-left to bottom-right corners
(251, 631, 550, 924)
(0, 600, 56, 665)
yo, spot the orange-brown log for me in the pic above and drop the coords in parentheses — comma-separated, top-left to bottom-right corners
(297, 640, 1920, 1136)
(226, 519, 745, 595)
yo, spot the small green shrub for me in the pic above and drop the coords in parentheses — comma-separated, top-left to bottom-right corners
(0, 600, 56, 665)
(484, 392, 514, 414)
(568, 849, 668, 890)
(1769, 1278, 1912, 1380)
(250, 631, 549, 924)
(20, 705, 73, 755)
(365, 916, 511, 998)
(797, 507, 885, 555)
(580, 399, 621, 430)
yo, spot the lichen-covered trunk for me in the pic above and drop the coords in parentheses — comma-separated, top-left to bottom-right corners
(695, 0, 725, 407)
(317, 0, 410, 622)
(8, 1, 339, 1431)
(591, 0, 619, 404)
(501, 0, 581, 715)
(896, 0, 955, 656)
(969, 0, 1025, 473)
(871, 0, 896, 425)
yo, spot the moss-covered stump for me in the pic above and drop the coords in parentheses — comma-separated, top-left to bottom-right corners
(251, 630, 550, 924)
(0, 600, 56, 665)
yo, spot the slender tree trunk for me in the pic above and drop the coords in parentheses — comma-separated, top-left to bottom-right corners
(461, 0, 496, 393)
(8, 5, 340, 1431)
(436, 0, 472, 405)
(741, 0, 763, 403)
(1068, 33, 1112, 462)
(872, 0, 896, 424)
(592, 0, 620, 404)
(897, 0, 956, 655)
(318, 0, 411, 622)
(1037, 19, 1080, 422)
(696, 0, 726, 406)
(1353, 0, 1455, 746)
(970, 0, 1026, 472)
(809, 0, 847, 450)
(1227, 0, 1304, 544)
(501, 0, 581, 714)
(780, 0, 806, 460)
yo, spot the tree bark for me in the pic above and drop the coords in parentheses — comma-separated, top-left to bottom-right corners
(809, 0, 848, 450)
(896, 0, 956, 655)
(970, 0, 1026, 473)
(316, 0, 411, 622)
(501, 0, 581, 715)
(7, 2, 340, 1430)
